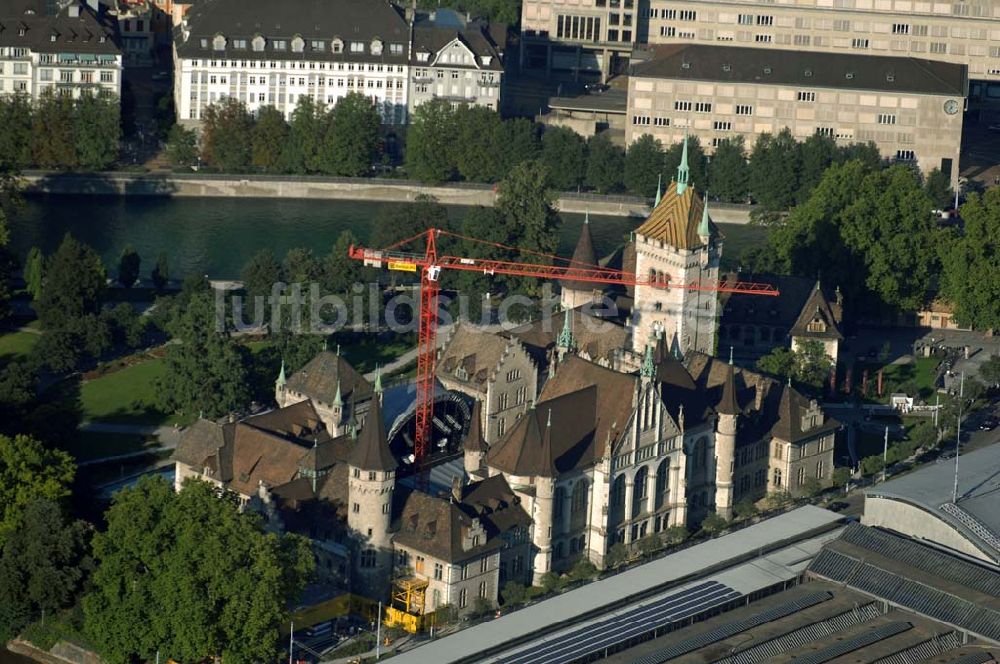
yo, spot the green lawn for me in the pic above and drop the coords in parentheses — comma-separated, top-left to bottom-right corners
(66, 430, 154, 462)
(880, 356, 940, 400)
(80, 358, 188, 426)
(0, 329, 39, 363)
(328, 332, 413, 374)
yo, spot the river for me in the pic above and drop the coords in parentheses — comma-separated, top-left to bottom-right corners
(7, 194, 765, 279)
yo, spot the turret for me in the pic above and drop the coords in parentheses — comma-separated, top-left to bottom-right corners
(714, 349, 739, 519)
(560, 213, 599, 310)
(347, 393, 397, 598)
(274, 359, 287, 405)
(463, 399, 487, 477)
(531, 407, 557, 585)
(676, 134, 690, 196)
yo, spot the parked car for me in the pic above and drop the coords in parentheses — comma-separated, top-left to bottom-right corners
(827, 501, 850, 512)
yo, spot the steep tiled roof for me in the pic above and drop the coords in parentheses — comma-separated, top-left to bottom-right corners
(437, 324, 514, 389)
(286, 350, 372, 407)
(173, 417, 231, 471)
(770, 384, 840, 443)
(348, 395, 397, 471)
(0, 0, 120, 55)
(393, 491, 498, 563)
(462, 399, 487, 453)
(459, 474, 531, 534)
(412, 24, 504, 71)
(635, 182, 717, 250)
(717, 362, 740, 416)
(510, 308, 626, 367)
(790, 281, 844, 341)
(560, 218, 599, 291)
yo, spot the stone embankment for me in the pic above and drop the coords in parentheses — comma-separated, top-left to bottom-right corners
(22, 171, 753, 223)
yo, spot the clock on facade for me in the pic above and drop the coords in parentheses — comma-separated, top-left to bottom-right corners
(944, 99, 961, 115)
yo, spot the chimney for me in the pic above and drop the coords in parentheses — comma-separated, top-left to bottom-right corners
(68, 2, 80, 18)
(451, 474, 463, 503)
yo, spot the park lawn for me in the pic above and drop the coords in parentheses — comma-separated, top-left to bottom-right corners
(65, 430, 154, 462)
(0, 329, 39, 362)
(881, 356, 940, 400)
(329, 333, 412, 374)
(80, 358, 190, 426)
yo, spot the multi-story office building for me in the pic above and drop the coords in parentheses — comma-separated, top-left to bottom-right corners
(410, 10, 505, 114)
(522, 0, 1000, 95)
(173, 0, 411, 124)
(0, 0, 122, 99)
(626, 44, 967, 184)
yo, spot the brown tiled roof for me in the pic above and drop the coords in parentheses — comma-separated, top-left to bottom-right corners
(790, 281, 844, 341)
(173, 418, 230, 470)
(460, 474, 531, 534)
(510, 308, 627, 367)
(560, 218, 598, 291)
(635, 182, 717, 250)
(412, 23, 504, 71)
(393, 491, 501, 564)
(770, 384, 841, 443)
(462, 399, 487, 453)
(243, 400, 328, 444)
(539, 355, 635, 455)
(347, 395, 397, 471)
(717, 362, 740, 416)
(286, 351, 372, 406)
(437, 324, 513, 389)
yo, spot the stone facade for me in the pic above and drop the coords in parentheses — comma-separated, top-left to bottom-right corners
(626, 45, 966, 186)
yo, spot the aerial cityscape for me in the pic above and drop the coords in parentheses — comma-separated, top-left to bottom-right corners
(0, 0, 998, 662)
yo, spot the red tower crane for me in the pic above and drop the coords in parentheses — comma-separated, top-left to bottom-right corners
(349, 228, 779, 467)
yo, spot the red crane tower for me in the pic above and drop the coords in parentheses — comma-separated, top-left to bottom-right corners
(349, 228, 779, 467)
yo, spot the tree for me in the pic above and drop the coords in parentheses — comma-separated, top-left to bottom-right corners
(496, 160, 560, 256)
(117, 245, 140, 288)
(661, 525, 689, 546)
(663, 135, 708, 192)
(837, 141, 882, 170)
(36, 234, 105, 328)
(83, 477, 313, 664)
(756, 341, 830, 392)
(860, 455, 885, 476)
(0, 213, 15, 324)
(74, 92, 120, 171)
(23, 246, 43, 301)
(241, 249, 282, 301)
(0, 94, 33, 173)
(763, 490, 792, 510)
(501, 581, 526, 606)
(406, 99, 456, 183)
(839, 165, 939, 311)
(325, 93, 381, 176)
(733, 498, 759, 521)
(0, 434, 75, 545)
(756, 347, 795, 381)
(585, 133, 624, 193)
(636, 533, 662, 557)
(165, 125, 198, 169)
(452, 105, 505, 183)
(700, 511, 728, 535)
(924, 168, 952, 209)
(156, 290, 251, 418)
(981, 355, 1000, 388)
(796, 133, 837, 204)
(496, 118, 540, 175)
(282, 97, 329, 174)
(801, 477, 823, 497)
(605, 542, 628, 568)
(251, 106, 290, 174)
(201, 98, 253, 172)
(322, 230, 363, 294)
(31, 91, 77, 169)
(539, 571, 562, 594)
(540, 126, 586, 191)
(568, 558, 598, 582)
(624, 134, 664, 198)
(151, 252, 170, 291)
(832, 467, 852, 488)
(0, 499, 90, 643)
(940, 187, 1000, 331)
(707, 136, 748, 203)
(748, 129, 800, 210)
(471, 596, 494, 618)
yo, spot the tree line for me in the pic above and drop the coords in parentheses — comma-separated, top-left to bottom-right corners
(0, 92, 120, 172)
(167, 93, 382, 176)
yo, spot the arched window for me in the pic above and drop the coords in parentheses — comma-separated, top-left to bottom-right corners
(773, 468, 783, 487)
(571, 481, 587, 516)
(611, 475, 626, 511)
(632, 467, 648, 518)
(553, 487, 565, 518)
(251, 35, 265, 52)
(332, 37, 343, 53)
(655, 459, 669, 509)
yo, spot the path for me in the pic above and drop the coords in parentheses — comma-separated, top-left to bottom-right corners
(77, 421, 183, 467)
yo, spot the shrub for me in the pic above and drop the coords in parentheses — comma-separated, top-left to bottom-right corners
(501, 582, 526, 607)
(568, 558, 598, 582)
(700, 512, 728, 535)
(662, 525, 689, 546)
(606, 542, 628, 568)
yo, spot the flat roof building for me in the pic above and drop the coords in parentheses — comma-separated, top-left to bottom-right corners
(863, 443, 1000, 566)
(626, 44, 967, 185)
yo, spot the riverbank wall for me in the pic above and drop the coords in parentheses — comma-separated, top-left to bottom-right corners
(22, 172, 754, 223)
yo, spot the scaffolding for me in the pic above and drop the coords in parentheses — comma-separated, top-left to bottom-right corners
(384, 577, 429, 634)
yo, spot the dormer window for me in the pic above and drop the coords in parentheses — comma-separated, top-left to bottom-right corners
(291, 36, 304, 52)
(416, 51, 429, 61)
(200, 37, 208, 48)
(390, 43, 403, 55)
(273, 39, 287, 51)
(233, 38, 247, 49)
(331, 37, 343, 53)
(370, 38, 383, 55)
(212, 34, 226, 51)
(251, 35, 264, 51)
(455, 367, 469, 381)
(807, 317, 827, 333)
(763, 65, 772, 74)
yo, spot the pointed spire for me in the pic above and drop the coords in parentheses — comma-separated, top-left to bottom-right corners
(698, 194, 711, 240)
(718, 358, 739, 416)
(641, 343, 656, 378)
(557, 309, 575, 352)
(348, 392, 397, 471)
(676, 133, 690, 195)
(536, 407, 557, 477)
(374, 364, 383, 395)
(561, 215, 598, 293)
(546, 408, 552, 428)
(333, 379, 343, 408)
(463, 399, 487, 453)
(584, 210, 590, 225)
(654, 173, 662, 207)
(276, 359, 286, 388)
(336, 343, 341, 356)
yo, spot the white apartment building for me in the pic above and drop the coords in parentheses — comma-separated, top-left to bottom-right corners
(627, 44, 967, 185)
(0, 0, 122, 99)
(409, 10, 505, 114)
(173, 0, 411, 124)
